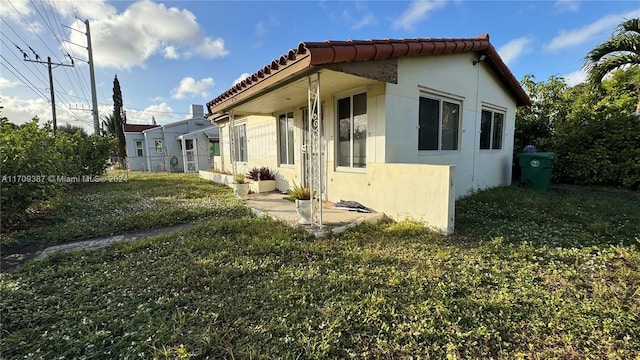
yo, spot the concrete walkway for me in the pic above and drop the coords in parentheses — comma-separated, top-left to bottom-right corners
(34, 223, 195, 260)
(2, 192, 382, 272)
(244, 192, 384, 237)
(1, 223, 196, 273)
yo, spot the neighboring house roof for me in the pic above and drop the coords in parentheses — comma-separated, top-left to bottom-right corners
(175, 126, 219, 141)
(123, 124, 160, 133)
(206, 34, 531, 114)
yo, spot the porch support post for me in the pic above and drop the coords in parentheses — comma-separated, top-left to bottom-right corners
(308, 73, 323, 229)
(228, 111, 237, 176)
(181, 138, 187, 173)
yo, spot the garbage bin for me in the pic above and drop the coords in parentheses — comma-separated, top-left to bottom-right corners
(518, 152, 557, 190)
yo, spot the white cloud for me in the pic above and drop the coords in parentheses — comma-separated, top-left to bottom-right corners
(53, 0, 117, 19)
(126, 102, 179, 125)
(392, 0, 447, 31)
(563, 69, 588, 87)
(351, 14, 377, 30)
(66, 0, 228, 69)
(553, 0, 580, 13)
(545, 9, 640, 51)
(255, 17, 280, 37)
(232, 73, 252, 86)
(171, 77, 215, 99)
(3, 0, 32, 22)
(163, 46, 179, 59)
(341, 6, 377, 30)
(0, 95, 95, 134)
(497, 37, 533, 66)
(186, 37, 228, 58)
(0, 77, 19, 88)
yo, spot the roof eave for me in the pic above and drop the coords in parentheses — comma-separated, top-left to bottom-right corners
(208, 53, 313, 115)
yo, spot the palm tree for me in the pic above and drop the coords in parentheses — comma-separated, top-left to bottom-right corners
(101, 113, 126, 163)
(584, 18, 640, 114)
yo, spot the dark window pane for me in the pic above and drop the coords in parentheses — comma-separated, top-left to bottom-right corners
(337, 97, 351, 166)
(353, 93, 367, 116)
(287, 112, 295, 164)
(492, 112, 504, 150)
(279, 114, 287, 164)
(418, 97, 439, 150)
(441, 101, 459, 150)
(480, 110, 492, 150)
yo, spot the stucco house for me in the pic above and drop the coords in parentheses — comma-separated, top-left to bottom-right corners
(125, 105, 220, 172)
(205, 34, 531, 233)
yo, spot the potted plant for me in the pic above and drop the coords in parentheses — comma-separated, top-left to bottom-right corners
(247, 166, 277, 193)
(288, 182, 313, 224)
(231, 174, 250, 198)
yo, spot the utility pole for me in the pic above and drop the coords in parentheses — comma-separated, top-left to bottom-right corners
(24, 54, 74, 134)
(47, 57, 56, 132)
(63, 20, 99, 135)
(85, 20, 99, 135)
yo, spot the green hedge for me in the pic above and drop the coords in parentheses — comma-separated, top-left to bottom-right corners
(0, 119, 115, 229)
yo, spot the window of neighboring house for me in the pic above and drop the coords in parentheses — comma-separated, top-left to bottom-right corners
(210, 141, 220, 157)
(154, 139, 163, 153)
(418, 95, 460, 151)
(480, 109, 505, 150)
(337, 92, 367, 168)
(233, 124, 247, 162)
(135, 140, 143, 157)
(278, 112, 295, 165)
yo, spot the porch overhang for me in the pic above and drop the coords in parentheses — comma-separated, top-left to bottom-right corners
(206, 34, 531, 117)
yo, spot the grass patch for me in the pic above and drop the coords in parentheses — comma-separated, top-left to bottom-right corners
(1, 180, 639, 359)
(0, 172, 250, 248)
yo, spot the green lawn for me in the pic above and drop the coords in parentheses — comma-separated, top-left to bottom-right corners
(1, 174, 638, 359)
(0, 172, 250, 248)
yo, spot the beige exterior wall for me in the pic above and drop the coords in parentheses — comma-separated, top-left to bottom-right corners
(214, 56, 520, 233)
(385, 53, 518, 198)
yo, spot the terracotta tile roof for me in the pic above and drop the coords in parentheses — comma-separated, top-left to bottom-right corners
(123, 124, 160, 133)
(206, 34, 531, 112)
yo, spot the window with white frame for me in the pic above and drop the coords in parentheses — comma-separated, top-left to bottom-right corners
(233, 124, 247, 162)
(480, 109, 505, 150)
(337, 92, 367, 168)
(154, 139, 163, 153)
(418, 95, 460, 151)
(135, 140, 143, 157)
(278, 112, 295, 165)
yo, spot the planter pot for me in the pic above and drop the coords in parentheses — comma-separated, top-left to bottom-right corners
(231, 183, 250, 198)
(249, 179, 277, 193)
(295, 199, 313, 224)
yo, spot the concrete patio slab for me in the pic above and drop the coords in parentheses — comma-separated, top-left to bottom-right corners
(242, 192, 384, 237)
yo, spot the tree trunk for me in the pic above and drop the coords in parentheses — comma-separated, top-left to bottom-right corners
(635, 88, 640, 115)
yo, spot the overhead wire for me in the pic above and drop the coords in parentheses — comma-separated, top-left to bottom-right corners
(30, 0, 87, 106)
(43, 0, 92, 105)
(2, 2, 92, 125)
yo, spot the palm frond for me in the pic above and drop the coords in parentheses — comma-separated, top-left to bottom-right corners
(584, 18, 640, 84)
(587, 54, 640, 84)
(616, 18, 640, 35)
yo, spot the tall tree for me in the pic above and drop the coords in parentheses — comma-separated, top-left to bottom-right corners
(110, 75, 127, 160)
(584, 18, 640, 114)
(57, 123, 88, 138)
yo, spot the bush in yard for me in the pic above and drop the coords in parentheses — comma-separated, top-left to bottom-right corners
(517, 67, 640, 188)
(0, 118, 114, 229)
(551, 68, 640, 188)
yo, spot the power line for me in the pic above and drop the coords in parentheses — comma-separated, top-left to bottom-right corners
(6, 0, 65, 65)
(0, 37, 50, 89)
(0, 54, 50, 102)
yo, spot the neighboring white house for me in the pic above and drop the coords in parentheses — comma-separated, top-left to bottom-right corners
(124, 105, 220, 172)
(205, 35, 531, 233)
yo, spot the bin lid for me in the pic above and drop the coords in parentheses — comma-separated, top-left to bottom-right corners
(518, 152, 557, 160)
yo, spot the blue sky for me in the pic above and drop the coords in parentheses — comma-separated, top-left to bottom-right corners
(1, 0, 638, 133)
